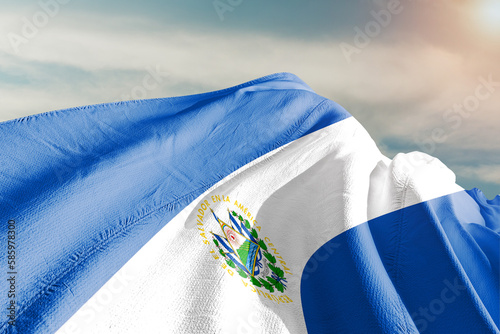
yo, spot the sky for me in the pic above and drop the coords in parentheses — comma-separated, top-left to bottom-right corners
(0, 0, 499, 198)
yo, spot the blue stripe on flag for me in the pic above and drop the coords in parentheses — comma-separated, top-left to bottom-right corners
(301, 189, 500, 334)
(0, 73, 350, 333)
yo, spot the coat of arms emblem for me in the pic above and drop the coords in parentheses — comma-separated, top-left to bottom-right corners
(210, 208, 288, 294)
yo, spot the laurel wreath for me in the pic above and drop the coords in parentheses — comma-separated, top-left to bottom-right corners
(212, 210, 287, 293)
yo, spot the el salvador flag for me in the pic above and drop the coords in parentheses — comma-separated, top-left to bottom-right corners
(0, 73, 498, 334)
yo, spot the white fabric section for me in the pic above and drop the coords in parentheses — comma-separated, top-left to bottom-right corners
(57, 117, 463, 334)
(367, 152, 463, 219)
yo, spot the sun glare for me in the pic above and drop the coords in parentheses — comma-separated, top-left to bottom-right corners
(479, 0, 500, 30)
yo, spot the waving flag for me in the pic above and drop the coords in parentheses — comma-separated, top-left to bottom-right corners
(1, 73, 498, 334)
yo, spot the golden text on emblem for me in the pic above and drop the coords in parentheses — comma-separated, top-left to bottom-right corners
(195, 195, 294, 304)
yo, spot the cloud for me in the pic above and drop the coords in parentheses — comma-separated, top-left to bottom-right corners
(457, 165, 500, 185)
(1, 9, 498, 142)
(0, 3, 498, 197)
